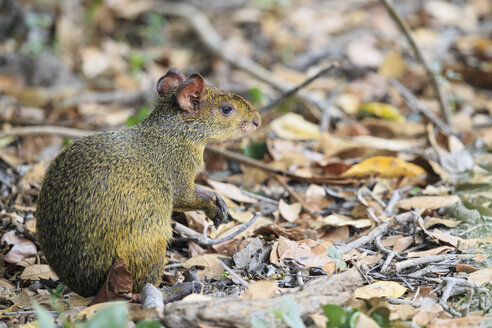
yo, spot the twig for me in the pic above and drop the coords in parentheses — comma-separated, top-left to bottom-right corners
(380, 0, 451, 124)
(383, 190, 400, 217)
(154, 1, 344, 119)
(0, 125, 97, 139)
(320, 86, 341, 133)
(350, 259, 371, 284)
(386, 297, 421, 307)
(218, 259, 249, 288)
(258, 63, 338, 114)
(273, 175, 313, 215)
(240, 188, 279, 205)
(173, 212, 260, 246)
(337, 211, 416, 254)
(390, 79, 454, 135)
(206, 144, 355, 185)
(395, 254, 476, 272)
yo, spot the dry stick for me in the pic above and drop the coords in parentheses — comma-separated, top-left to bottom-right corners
(172, 212, 260, 247)
(258, 63, 338, 114)
(379, 0, 451, 124)
(217, 259, 249, 288)
(337, 211, 417, 254)
(273, 175, 314, 215)
(206, 144, 354, 185)
(390, 79, 454, 135)
(154, 1, 344, 119)
(0, 125, 96, 139)
(395, 254, 476, 273)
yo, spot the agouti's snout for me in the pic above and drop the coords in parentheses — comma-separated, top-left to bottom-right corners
(252, 114, 261, 129)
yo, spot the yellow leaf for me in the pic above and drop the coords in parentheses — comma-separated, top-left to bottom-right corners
(270, 113, 321, 140)
(354, 281, 407, 299)
(378, 51, 406, 78)
(341, 156, 426, 178)
(359, 102, 405, 121)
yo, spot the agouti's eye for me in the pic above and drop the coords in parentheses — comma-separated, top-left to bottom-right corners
(220, 106, 233, 116)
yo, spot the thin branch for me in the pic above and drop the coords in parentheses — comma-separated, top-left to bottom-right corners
(259, 63, 338, 114)
(0, 125, 97, 139)
(395, 254, 476, 272)
(172, 212, 260, 246)
(337, 211, 417, 254)
(206, 144, 355, 185)
(390, 78, 454, 135)
(380, 0, 451, 124)
(154, 1, 343, 119)
(217, 259, 249, 288)
(273, 175, 313, 215)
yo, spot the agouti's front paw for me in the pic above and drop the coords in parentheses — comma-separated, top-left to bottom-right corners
(209, 191, 227, 228)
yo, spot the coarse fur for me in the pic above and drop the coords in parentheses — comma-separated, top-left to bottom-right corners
(36, 70, 261, 297)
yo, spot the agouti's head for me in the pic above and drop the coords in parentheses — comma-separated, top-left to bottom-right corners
(155, 68, 261, 143)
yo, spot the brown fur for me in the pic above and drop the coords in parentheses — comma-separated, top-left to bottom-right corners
(36, 71, 261, 296)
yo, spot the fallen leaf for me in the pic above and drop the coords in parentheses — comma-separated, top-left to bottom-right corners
(468, 267, 492, 285)
(378, 51, 406, 78)
(407, 246, 454, 258)
(242, 280, 277, 300)
(342, 156, 425, 178)
(183, 254, 226, 279)
(20, 264, 58, 280)
(206, 180, 257, 204)
(359, 102, 405, 121)
(355, 313, 380, 328)
(91, 257, 133, 305)
(428, 229, 463, 247)
(354, 281, 407, 299)
(424, 217, 461, 229)
(1, 231, 37, 264)
(319, 214, 373, 229)
(278, 199, 302, 223)
(397, 195, 460, 210)
(455, 264, 478, 273)
(270, 113, 321, 140)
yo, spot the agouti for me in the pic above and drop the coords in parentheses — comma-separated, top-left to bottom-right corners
(36, 69, 261, 297)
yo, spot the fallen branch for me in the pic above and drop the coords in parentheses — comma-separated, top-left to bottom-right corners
(394, 254, 476, 273)
(337, 211, 417, 254)
(154, 1, 343, 119)
(390, 79, 454, 135)
(162, 269, 363, 327)
(206, 144, 357, 185)
(380, 0, 451, 124)
(0, 125, 96, 139)
(258, 63, 338, 114)
(172, 212, 260, 246)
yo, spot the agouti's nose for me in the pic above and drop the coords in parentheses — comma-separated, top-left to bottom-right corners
(252, 114, 261, 128)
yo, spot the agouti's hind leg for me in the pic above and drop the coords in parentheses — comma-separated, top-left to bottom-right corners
(117, 239, 168, 293)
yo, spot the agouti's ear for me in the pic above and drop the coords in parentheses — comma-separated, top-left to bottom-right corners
(156, 68, 186, 95)
(176, 74, 205, 115)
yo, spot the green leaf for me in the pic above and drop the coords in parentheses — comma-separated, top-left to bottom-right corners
(243, 141, 267, 160)
(34, 304, 56, 328)
(271, 297, 306, 328)
(251, 317, 271, 328)
(248, 87, 267, 106)
(135, 320, 161, 328)
(369, 307, 390, 328)
(127, 106, 150, 126)
(83, 302, 128, 328)
(322, 304, 345, 328)
(328, 246, 341, 261)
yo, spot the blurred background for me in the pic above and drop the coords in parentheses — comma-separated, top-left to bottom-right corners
(1, 1, 491, 160)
